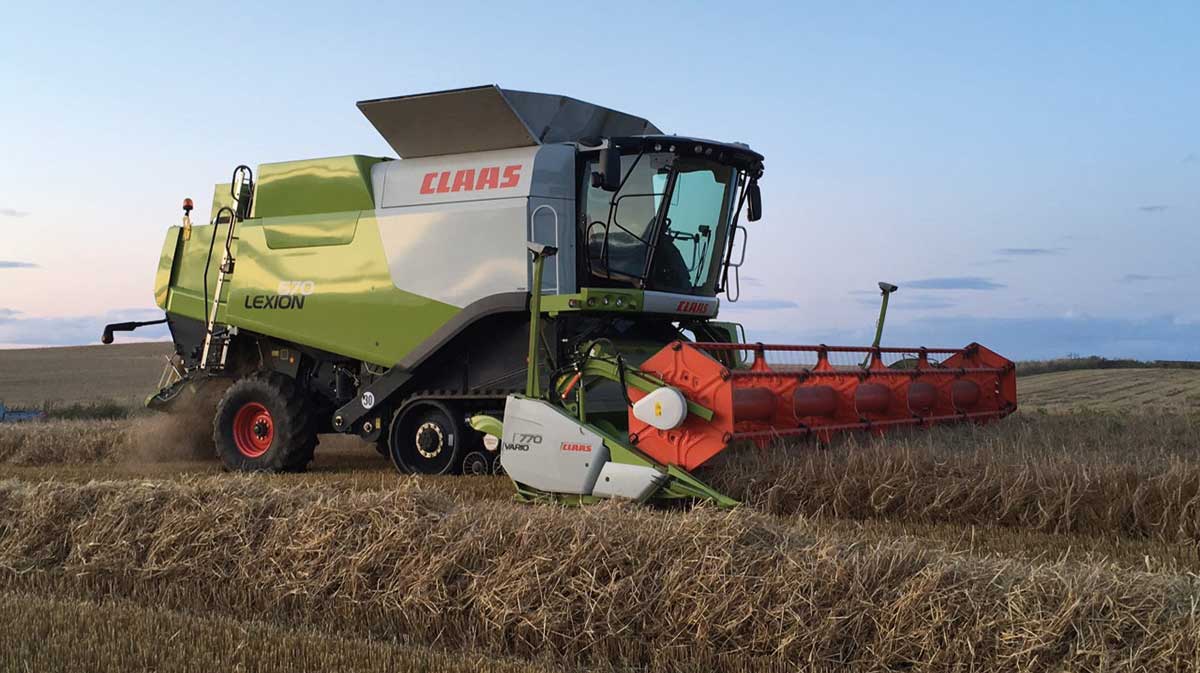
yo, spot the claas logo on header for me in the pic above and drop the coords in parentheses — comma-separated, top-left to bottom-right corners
(420, 165, 523, 195)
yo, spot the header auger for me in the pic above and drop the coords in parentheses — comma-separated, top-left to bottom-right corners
(104, 84, 1016, 506)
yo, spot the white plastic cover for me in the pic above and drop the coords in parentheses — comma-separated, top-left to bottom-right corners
(632, 386, 688, 431)
(591, 462, 666, 501)
(499, 396, 609, 495)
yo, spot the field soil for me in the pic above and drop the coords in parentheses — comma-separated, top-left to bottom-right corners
(0, 341, 170, 407)
(1020, 367, 1200, 411)
(1, 355, 1198, 671)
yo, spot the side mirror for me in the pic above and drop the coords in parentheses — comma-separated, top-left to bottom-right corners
(746, 180, 762, 222)
(591, 145, 622, 192)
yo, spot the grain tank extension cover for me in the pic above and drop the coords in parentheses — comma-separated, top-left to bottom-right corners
(357, 85, 660, 158)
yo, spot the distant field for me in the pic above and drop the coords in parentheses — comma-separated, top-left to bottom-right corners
(0, 342, 170, 407)
(1019, 368, 1200, 411)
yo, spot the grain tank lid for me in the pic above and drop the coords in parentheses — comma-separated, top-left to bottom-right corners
(356, 85, 661, 158)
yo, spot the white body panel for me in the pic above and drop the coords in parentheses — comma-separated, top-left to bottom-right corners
(642, 291, 719, 317)
(499, 396, 609, 495)
(379, 147, 538, 208)
(591, 463, 666, 501)
(375, 200, 528, 307)
(372, 145, 576, 307)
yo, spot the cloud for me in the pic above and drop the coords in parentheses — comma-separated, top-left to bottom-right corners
(738, 275, 764, 287)
(0, 208, 29, 218)
(1120, 274, 1175, 283)
(1138, 205, 1168, 213)
(730, 298, 799, 310)
(0, 308, 168, 346)
(747, 314, 1200, 361)
(904, 277, 1005, 291)
(1184, 153, 1197, 163)
(994, 247, 1066, 256)
(0, 260, 37, 269)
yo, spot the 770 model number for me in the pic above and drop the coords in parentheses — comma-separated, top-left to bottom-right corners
(503, 433, 542, 452)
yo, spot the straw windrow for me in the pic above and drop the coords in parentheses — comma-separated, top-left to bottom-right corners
(4, 412, 1200, 543)
(0, 477, 1197, 672)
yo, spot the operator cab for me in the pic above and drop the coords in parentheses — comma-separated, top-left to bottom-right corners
(578, 136, 764, 298)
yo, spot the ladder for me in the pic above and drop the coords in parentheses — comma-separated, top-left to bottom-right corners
(200, 165, 253, 372)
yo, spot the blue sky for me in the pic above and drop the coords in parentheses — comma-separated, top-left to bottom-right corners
(0, 1, 1196, 359)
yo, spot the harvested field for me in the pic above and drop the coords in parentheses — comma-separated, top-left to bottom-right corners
(1, 477, 1198, 672)
(707, 411, 1200, 541)
(1020, 367, 1200, 411)
(2, 367, 1200, 671)
(0, 591, 552, 673)
(0, 342, 170, 407)
(7, 411, 1198, 542)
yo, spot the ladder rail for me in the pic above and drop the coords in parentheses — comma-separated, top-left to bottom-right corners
(200, 208, 237, 369)
(200, 165, 254, 371)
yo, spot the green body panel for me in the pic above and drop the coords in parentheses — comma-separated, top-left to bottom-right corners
(154, 227, 181, 309)
(163, 213, 460, 367)
(252, 155, 384, 218)
(262, 211, 360, 249)
(705, 320, 748, 367)
(209, 184, 235, 222)
(163, 220, 235, 321)
(467, 415, 504, 439)
(542, 288, 644, 315)
(225, 213, 458, 365)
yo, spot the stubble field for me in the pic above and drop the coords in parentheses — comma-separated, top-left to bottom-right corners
(0, 344, 1198, 671)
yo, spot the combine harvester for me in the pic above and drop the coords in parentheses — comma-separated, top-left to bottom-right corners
(105, 86, 1016, 505)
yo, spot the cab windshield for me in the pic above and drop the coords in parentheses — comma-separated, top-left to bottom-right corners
(582, 152, 737, 295)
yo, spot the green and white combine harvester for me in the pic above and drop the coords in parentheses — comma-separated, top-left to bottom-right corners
(106, 86, 1016, 505)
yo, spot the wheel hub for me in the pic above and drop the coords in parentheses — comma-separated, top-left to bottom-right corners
(414, 422, 444, 459)
(232, 402, 274, 459)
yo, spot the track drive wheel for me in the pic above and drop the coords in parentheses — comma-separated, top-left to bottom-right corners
(214, 372, 317, 472)
(389, 401, 463, 475)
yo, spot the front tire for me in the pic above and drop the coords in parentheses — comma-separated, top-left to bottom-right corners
(214, 372, 316, 472)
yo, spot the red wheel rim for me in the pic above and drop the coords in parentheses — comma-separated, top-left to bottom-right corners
(232, 402, 274, 458)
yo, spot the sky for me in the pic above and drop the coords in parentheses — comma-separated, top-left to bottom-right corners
(0, 1, 1197, 359)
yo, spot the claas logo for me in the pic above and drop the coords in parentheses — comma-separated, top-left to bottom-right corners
(675, 300, 710, 315)
(420, 165, 522, 194)
(559, 442, 592, 453)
